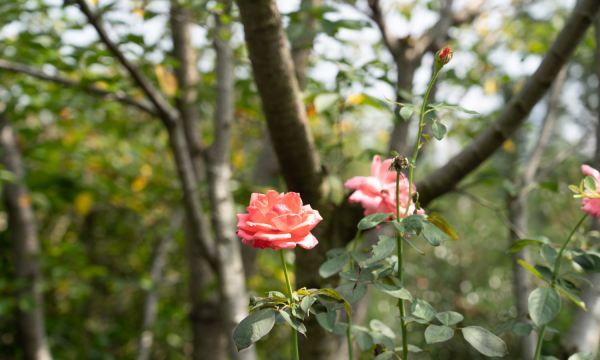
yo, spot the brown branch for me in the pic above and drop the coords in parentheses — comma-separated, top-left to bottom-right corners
(74, 0, 179, 127)
(235, 0, 323, 207)
(0, 59, 157, 116)
(417, 0, 600, 206)
(367, 0, 399, 56)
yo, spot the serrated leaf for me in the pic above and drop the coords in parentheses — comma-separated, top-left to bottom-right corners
(411, 299, 435, 322)
(233, 309, 277, 351)
(462, 326, 508, 357)
(319, 252, 349, 278)
(374, 282, 413, 301)
(528, 288, 560, 327)
(278, 309, 307, 335)
(315, 311, 336, 332)
(363, 235, 396, 266)
(402, 214, 424, 234)
(510, 239, 544, 253)
(435, 311, 464, 326)
(300, 295, 316, 314)
(431, 121, 447, 140)
(421, 220, 450, 246)
(425, 324, 454, 344)
(336, 282, 367, 304)
(370, 319, 396, 339)
(358, 213, 391, 230)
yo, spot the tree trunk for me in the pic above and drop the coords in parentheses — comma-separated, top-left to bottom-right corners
(0, 114, 52, 360)
(208, 2, 256, 359)
(169, 3, 228, 358)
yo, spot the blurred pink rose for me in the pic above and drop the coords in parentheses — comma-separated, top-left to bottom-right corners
(581, 164, 600, 218)
(344, 155, 420, 217)
(237, 190, 322, 250)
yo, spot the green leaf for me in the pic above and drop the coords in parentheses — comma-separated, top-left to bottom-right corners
(435, 311, 464, 326)
(556, 283, 587, 311)
(233, 309, 277, 351)
(336, 282, 367, 304)
(399, 106, 414, 120)
(573, 251, 600, 272)
(584, 176, 596, 192)
(363, 235, 396, 266)
(369, 319, 396, 339)
(461, 326, 508, 357)
(528, 288, 560, 327)
(425, 324, 454, 344)
(540, 245, 557, 266)
(517, 260, 546, 281)
(511, 322, 533, 336)
(278, 309, 307, 335)
(319, 252, 349, 278)
(402, 214, 424, 235)
(300, 295, 316, 314)
(421, 220, 450, 246)
(431, 121, 447, 140)
(394, 344, 424, 353)
(356, 330, 374, 351)
(374, 351, 395, 360)
(510, 239, 544, 253)
(315, 311, 336, 332)
(411, 299, 435, 322)
(568, 353, 594, 360)
(374, 282, 413, 301)
(358, 213, 391, 230)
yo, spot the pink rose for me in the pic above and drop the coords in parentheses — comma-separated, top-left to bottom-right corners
(344, 155, 420, 217)
(581, 164, 600, 219)
(237, 190, 322, 250)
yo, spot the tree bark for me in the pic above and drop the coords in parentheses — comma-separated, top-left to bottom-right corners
(417, 0, 600, 206)
(0, 114, 52, 360)
(207, 2, 256, 359)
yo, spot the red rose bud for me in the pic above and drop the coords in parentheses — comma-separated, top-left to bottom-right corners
(435, 47, 453, 66)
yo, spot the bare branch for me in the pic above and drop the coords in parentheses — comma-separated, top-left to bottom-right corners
(367, 0, 399, 57)
(0, 59, 156, 116)
(417, 0, 600, 206)
(74, 0, 179, 127)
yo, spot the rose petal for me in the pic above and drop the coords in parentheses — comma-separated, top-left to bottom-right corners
(296, 233, 319, 249)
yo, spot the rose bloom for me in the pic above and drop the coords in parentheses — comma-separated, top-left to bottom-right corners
(237, 191, 322, 250)
(581, 164, 600, 219)
(344, 155, 420, 217)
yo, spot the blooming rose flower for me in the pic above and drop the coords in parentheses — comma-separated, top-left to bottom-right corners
(344, 155, 420, 217)
(580, 164, 600, 219)
(237, 190, 322, 250)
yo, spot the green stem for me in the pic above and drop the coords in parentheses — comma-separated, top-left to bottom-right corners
(551, 214, 587, 284)
(396, 172, 409, 360)
(404, 68, 440, 218)
(533, 213, 587, 360)
(347, 313, 353, 360)
(279, 250, 299, 360)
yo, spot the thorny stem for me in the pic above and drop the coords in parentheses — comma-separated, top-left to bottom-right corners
(533, 213, 587, 360)
(279, 251, 299, 360)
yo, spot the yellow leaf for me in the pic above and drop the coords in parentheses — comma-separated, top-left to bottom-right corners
(131, 176, 148, 192)
(345, 93, 365, 106)
(154, 65, 177, 97)
(75, 192, 94, 216)
(483, 79, 497, 95)
(427, 213, 459, 241)
(502, 139, 515, 153)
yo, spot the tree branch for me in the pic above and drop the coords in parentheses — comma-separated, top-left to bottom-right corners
(74, 0, 179, 127)
(417, 0, 600, 206)
(0, 59, 157, 116)
(367, 0, 399, 57)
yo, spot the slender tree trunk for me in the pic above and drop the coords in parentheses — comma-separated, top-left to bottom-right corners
(561, 16, 600, 356)
(208, 2, 256, 359)
(137, 213, 182, 360)
(0, 114, 52, 360)
(169, 3, 227, 358)
(389, 57, 418, 155)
